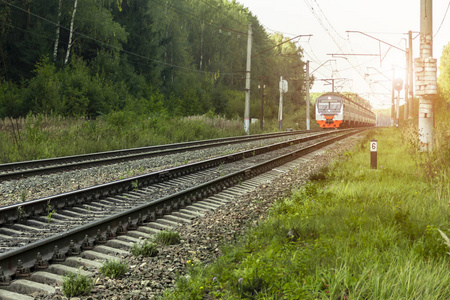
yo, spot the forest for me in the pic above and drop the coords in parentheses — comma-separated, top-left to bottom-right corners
(0, 0, 309, 122)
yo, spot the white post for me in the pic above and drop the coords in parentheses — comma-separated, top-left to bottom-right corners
(279, 76, 283, 131)
(306, 61, 310, 130)
(244, 24, 252, 135)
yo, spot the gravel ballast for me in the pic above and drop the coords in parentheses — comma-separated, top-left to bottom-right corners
(0, 133, 322, 207)
(30, 134, 363, 300)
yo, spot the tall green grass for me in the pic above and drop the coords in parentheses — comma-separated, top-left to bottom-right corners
(0, 113, 263, 163)
(162, 127, 450, 299)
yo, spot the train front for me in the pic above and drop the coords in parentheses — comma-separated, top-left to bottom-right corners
(315, 93, 343, 128)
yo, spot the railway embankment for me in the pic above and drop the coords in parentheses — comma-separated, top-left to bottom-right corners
(161, 127, 450, 299)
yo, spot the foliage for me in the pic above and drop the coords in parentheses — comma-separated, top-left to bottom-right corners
(61, 272, 93, 297)
(438, 42, 450, 105)
(161, 127, 450, 299)
(0, 0, 308, 123)
(99, 259, 128, 279)
(0, 114, 250, 163)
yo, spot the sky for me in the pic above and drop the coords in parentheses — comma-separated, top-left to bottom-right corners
(237, 0, 450, 109)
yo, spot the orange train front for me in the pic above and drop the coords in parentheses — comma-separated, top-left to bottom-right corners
(315, 92, 376, 128)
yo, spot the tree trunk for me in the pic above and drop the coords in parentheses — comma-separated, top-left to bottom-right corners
(53, 0, 62, 61)
(64, 0, 78, 65)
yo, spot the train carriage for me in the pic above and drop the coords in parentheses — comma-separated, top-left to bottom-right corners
(315, 92, 376, 128)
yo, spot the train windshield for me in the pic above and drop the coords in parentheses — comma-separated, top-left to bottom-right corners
(317, 98, 342, 113)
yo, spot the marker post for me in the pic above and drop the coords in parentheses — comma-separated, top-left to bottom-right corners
(370, 139, 377, 169)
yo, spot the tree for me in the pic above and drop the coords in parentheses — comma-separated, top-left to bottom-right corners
(438, 43, 450, 105)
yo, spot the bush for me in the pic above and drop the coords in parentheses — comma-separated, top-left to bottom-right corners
(99, 259, 128, 279)
(61, 272, 93, 297)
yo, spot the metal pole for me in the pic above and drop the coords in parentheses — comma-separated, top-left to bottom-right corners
(260, 79, 264, 131)
(404, 48, 409, 120)
(408, 30, 414, 119)
(391, 68, 395, 127)
(396, 90, 400, 127)
(417, 0, 435, 151)
(279, 76, 283, 131)
(244, 23, 252, 135)
(306, 61, 310, 130)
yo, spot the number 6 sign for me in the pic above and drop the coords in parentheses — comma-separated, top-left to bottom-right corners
(370, 139, 377, 169)
(370, 140, 378, 152)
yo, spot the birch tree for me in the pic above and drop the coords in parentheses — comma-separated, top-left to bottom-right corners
(64, 0, 78, 65)
(53, 0, 62, 61)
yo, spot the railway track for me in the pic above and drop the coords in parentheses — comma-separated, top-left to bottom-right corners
(0, 129, 362, 299)
(0, 130, 321, 181)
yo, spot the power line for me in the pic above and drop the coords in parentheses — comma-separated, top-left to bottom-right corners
(435, 0, 450, 37)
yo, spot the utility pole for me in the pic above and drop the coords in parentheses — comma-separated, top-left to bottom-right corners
(279, 76, 284, 131)
(404, 48, 409, 120)
(405, 30, 414, 120)
(278, 76, 288, 131)
(415, 0, 436, 151)
(305, 61, 311, 130)
(408, 30, 414, 119)
(391, 68, 395, 127)
(259, 79, 265, 131)
(394, 78, 403, 127)
(244, 24, 252, 135)
(244, 23, 252, 135)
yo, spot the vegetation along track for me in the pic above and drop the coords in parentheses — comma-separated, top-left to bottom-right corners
(0, 130, 322, 181)
(0, 129, 362, 299)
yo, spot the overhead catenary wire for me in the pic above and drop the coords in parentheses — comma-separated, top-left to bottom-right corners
(434, 0, 450, 37)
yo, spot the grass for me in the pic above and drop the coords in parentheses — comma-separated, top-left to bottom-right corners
(154, 230, 181, 246)
(61, 272, 93, 297)
(0, 112, 320, 164)
(130, 240, 159, 257)
(161, 127, 450, 299)
(0, 114, 258, 164)
(99, 259, 128, 279)
(130, 230, 181, 259)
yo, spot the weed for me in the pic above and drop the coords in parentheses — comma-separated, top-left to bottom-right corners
(131, 240, 159, 257)
(235, 273, 267, 298)
(17, 205, 25, 221)
(154, 230, 181, 245)
(46, 202, 56, 223)
(61, 272, 93, 297)
(19, 190, 27, 202)
(131, 180, 139, 191)
(438, 229, 450, 255)
(309, 166, 329, 181)
(99, 259, 128, 279)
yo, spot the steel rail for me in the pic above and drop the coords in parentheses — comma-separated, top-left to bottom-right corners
(0, 130, 344, 227)
(0, 129, 361, 281)
(0, 129, 323, 181)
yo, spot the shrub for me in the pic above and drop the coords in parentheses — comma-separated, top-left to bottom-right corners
(61, 272, 93, 297)
(99, 259, 128, 279)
